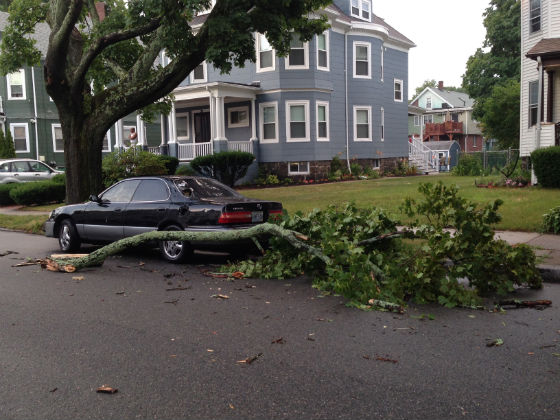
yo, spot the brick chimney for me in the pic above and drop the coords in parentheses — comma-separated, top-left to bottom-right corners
(438, 81, 444, 90)
(95, 2, 106, 22)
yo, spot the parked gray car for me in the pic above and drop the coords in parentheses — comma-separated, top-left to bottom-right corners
(0, 159, 63, 184)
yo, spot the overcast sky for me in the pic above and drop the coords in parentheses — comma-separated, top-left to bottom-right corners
(374, 0, 490, 98)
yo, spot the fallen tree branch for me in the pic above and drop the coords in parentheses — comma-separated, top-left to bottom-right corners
(497, 299, 552, 309)
(358, 232, 404, 246)
(46, 223, 331, 272)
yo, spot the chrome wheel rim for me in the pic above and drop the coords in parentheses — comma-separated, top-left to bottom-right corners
(59, 225, 71, 249)
(163, 240, 183, 259)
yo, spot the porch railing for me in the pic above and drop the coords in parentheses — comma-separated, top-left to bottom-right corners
(148, 146, 161, 155)
(408, 138, 439, 172)
(178, 142, 213, 161)
(227, 141, 253, 154)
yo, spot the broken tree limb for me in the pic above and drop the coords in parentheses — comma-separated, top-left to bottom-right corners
(368, 298, 405, 314)
(358, 232, 404, 246)
(497, 299, 552, 309)
(46, 223, 331, 272)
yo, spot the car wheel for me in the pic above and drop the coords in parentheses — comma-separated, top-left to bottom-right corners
(58, 219, 81, 252)
(159, 225, 192, 263)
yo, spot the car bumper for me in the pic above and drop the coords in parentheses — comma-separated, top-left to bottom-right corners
(44, 220, 55, 237)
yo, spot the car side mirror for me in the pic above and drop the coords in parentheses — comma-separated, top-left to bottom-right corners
(89, 194, 100, 203)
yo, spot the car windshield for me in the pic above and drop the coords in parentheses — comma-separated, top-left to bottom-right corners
(174, 178, 242, 199)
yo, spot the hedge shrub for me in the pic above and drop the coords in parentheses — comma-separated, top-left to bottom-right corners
(452, 153, 483, 176)
(0, 183, 18, 205)
(9, 181, 66, 206)
(157, 155, 180, 175)
(51, 173, 66, 184)
(531, 146, 560, 188)
(191, 151, 255, 187)
(102, 148, 167, 187)
(175, 164, 196, 176)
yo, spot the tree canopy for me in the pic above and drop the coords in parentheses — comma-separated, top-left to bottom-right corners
(462, 0, 520, 148)
(0, 0, 331, 203)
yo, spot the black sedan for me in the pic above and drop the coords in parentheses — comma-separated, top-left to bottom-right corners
(45, 176, 282, 262)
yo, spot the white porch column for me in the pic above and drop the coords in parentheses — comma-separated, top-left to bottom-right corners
(250, 98, 257, 141)
(136, 114, 146, 146)
(168, 102, 177, 144)
(115, 119, 123, 148)
(160, 114, 166, 145)
(209, 95, 216, 141)
(215, 95, 227, 140)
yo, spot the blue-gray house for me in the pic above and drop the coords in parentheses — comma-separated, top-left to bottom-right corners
(160, 1, 415, 179)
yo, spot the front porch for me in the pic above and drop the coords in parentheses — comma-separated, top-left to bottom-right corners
(157, 82, 261, 162)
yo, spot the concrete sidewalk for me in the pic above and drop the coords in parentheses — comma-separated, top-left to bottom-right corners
(0, 205, 51, 216)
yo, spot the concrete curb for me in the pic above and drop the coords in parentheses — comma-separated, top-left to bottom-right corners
(538, 265, 560, 283)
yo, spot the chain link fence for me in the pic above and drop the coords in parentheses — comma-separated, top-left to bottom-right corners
(457, 149, 520, 172)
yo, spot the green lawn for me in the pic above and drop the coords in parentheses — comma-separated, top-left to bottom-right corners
(241, 174, 560, 232)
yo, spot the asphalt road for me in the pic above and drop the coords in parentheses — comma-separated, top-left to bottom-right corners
(0, 230, 559, 420)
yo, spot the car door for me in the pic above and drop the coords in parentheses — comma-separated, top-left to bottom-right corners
(82, 179, 141, 242)
(123, 179, 170, 237)
(10, 161, 35, 182)
(28, 161, 55, 181)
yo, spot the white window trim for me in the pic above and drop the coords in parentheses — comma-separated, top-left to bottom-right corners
(316, 101, 329, 142)
(380, 107, 385, 142)
(190, 61, 207, 83)
(426, 96, 432, 109)
(227, 106, 250, 128)
(7, 69, 26, 100)
(394, 79, 404, 102)
(414, 115, 421, 126)
(353, 41, 371, 79)
(350, 0, 372, 22)
(176, 112, 190, 141)
(288, 162, 310, 175)
(316, 31, 330, 72)
(353, 106, 372, 142)
(259, 101, 279, 144)
(256, 33, 276, 73)
(102, 130, 112, 152)
(51, 123, 64, 152)
(10, 123, 30, 153)
(285, 36, 309, 70)
(372, 159, 380, 169)
(286, 100, 310, 142)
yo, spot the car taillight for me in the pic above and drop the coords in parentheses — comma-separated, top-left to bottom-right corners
(218, 211, 252, 224)
(269, 210, 282, 220)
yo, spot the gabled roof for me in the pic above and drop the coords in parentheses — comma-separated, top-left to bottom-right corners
(423, 140, 459, 151)
(411, 86, 473, 109)
(0, 11, 50, 57)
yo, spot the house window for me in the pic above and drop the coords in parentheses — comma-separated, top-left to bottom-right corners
(451, 113, 459, 123)
(473, 136, 478, 148)
(256, 33, 275, 72)
(530, 0, 541, 33)
(102, 131, 111, 152)
(353, 106, 372, 141)
(414, 115, 421, 126)
(288, 162, 310, 175)
(259, 102, 278, 143)
(529, 80, 539, 127)
(316, 101, 329, 141)
(286, 101, 310, 142)
(372, 159, 380, 169)
(176, 113, 190, 141)
(52, 124, 64, 152)
(286, 34, 309, 69)
(353, 42, 371, 79)
(423, 114, 433, 124)
(394, 79, 403, 102)
(351, 0, 372, 21)
(380, 46, 384, 81)
(426, 96, 432, 109)
(228, 106, 249, 128)
(380, 108, 385, 141)
(10, 123, 29, 153)
(122, 125, 137, 147)
(191, 61, 207, 83)
(7, 69, 25, 100)
(317, 32, 329, 71)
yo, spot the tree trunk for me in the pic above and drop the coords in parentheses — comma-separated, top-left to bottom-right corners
(61, 117, 105, 204)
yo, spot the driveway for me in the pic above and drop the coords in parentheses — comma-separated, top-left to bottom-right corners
(0, 230, 559, 419)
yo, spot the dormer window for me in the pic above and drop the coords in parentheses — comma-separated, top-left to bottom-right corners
(351, 0, 371, 21)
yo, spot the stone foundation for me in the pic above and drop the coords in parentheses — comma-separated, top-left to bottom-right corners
(259, 157, 409, 181)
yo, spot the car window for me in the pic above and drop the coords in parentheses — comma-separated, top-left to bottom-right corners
(12, 161, 31, 172)
(131, 179, 169, 202)
(174, 178, 242, 198)
(29, 161, 52, 172)
(0, 163, 10, 172)
(101, 180, 141, 203)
